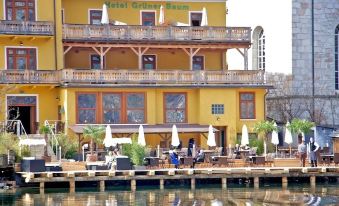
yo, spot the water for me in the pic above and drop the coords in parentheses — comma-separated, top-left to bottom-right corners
(0, 183, 338, 206)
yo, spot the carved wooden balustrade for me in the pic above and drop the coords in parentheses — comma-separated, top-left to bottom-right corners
(63, 24, 251, 43)
(0, 20, 54, 35)
(0, 69, 265, 85)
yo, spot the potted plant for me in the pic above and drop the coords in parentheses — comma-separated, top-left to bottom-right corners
(122, 135, 146, 170)
(39, 124, 53, 162)
(83, 125, 105, 162)
(254, 120, 277, 155)
(55, 133, 78, 159)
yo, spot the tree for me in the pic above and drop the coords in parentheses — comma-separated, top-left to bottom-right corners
(254, 120, 277, 154)
(122, 134, 146, 166)
(83, 125, 105, 161)
(288, 118, 315, 142)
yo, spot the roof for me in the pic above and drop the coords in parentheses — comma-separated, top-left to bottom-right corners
(69, 124, 217, 134)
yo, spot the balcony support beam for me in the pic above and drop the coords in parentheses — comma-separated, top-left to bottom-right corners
(182, 48, 200, 70)
(131, 47, 149, 69)
(63, 46, 72, 55)
(236, 48, 249, 70)
(91, 46, 111, 69)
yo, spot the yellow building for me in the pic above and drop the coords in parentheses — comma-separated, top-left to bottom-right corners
(0, 0, 269, 153)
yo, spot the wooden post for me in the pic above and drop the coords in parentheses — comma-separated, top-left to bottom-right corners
(40, 181, 45, 189)
(222, 177, 227, 189)
(131, 179, 136, 191)
(191, 178, 195, 190)
(310, 176, 316, 187)
(160, 179, 164, 190)
(99, 180, 105, 192)
(69, 180, 75, 193)
(282, 176, 288, 189)
(254, 177, 259, 189)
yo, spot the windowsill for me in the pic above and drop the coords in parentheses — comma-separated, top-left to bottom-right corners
(240, 119, 257, 121)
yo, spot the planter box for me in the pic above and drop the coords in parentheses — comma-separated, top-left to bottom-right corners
(133, 165, 146, 170)
(21, 159, 45, 172)
(273, 158, 300, 167)
(116, 157, 132, 170)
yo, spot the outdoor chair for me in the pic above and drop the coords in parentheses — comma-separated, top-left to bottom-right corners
(334, 153, 339, 166)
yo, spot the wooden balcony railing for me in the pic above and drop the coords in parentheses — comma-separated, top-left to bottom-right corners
(0, 69, 265, 85)
(63, 24, 251, 43)
(0, 20, 54, 36)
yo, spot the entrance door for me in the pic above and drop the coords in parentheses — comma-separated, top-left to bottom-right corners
(215, 126, 227, 155)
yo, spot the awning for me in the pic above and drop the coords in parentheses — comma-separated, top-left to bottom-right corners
(69, 124, 218, 134)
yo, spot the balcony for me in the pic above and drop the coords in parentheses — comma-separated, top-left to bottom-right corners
(0, 21, 54, 36)
(0, 69, 265, 85)
(63, 24, 251, 44)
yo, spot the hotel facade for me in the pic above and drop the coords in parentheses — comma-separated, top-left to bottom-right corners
(0, 0, 269, 151)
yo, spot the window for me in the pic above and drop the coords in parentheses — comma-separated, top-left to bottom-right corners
(258, 30, 265, 70)
(6, 48, 36, 70)
(192, 56, 204, 70)
(164, 93, 186, 123)
(212, 104, 224, 115)
(90, 54, 104, 69)
(142, 55, 156, 70)
(77, 92, 146, 124)
(77, 93, 97, 124)
(240, 92, 255, 119)
(335, 25, 339, 90)
(190, 12, 202, 26)
(6, 0, 35, 21)
(141, 11, 155, 26)
(89, 10, 102, 25)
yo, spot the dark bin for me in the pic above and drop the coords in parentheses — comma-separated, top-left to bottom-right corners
(116, 157, 132, 170)
(21, 159, 45, 172)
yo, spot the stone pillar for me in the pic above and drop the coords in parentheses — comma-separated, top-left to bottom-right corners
(254, 177, 259, 189)
(282, 176, 288, 189)
(310, 176, 316, 187)
(160, 179, 164, 190)
(131, 179, 136, 191)
(69, 180, 75, 193)
(222, 178, 227, 189)
(99, 180, 105, 192)
(191, 178, 196, 190)
(40, 182, 45, 190)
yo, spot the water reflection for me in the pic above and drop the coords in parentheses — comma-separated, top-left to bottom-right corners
(2, 185, 338, 206)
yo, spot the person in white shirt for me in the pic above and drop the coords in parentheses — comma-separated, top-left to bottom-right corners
(308, 137, 319, 167)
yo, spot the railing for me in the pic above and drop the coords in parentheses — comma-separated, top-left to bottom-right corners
(44, 120, 60, 161)
(0, 70, 59, 84)
(63, 24, 251, 43)
(3, 120, 29, 140)
(0, 69, 265, 85)
(0, 20, 54, 35)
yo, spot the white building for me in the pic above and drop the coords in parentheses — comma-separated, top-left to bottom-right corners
(227, 0, 339, 127)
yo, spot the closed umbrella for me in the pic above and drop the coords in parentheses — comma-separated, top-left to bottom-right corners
(171, 125, 180, 147)
(138, 125, 146, 146)
(101, 4, 109, 24)
(103, 125, 114, 147)
(271, 123, 279, 155)
(159, 5, 165, 25)
(284, 122, 293, 157)
(201, 7, 208, 26)
(207, 125, 216, 147)
(241, 124, 249, 146)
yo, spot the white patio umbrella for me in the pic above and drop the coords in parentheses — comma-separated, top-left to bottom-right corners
(241, 124, 249, 146)
(271, 123, 279, 155)
(103, 125, 114, 147)
(284, 122, 293, 157)
(171, 125, 180, 147)
(207, 125, 216, 147)
(101, 4, 109, 24)
(201, 7, 208, 26)
(137, 125, 146, 146)
(159, 5, 165, 25)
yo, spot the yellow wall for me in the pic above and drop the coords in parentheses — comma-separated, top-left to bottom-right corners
(64, 48, 224, 70)
(0, 38, 56, 70)
(62, 0, 226, 26)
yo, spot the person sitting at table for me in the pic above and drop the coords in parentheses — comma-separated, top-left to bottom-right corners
(107, 148, 121, 170)
(234, 144, 241, 158)
(195, 149, 205, 163)
(169, 150, 179, 168)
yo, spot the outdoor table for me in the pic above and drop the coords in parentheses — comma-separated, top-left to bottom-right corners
(210, 156, 228, 167)
(144, 157, 160, 167)
(179, 157, 194, 167)
(320, 154, 334, 166)
(239, 150, 250, 159)
(202, 150, 215, 163)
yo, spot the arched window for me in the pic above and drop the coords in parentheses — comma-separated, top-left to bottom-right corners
(252, 26, 265, 70)
(335, 25, 339, 90)
(258, 30, 266, 70)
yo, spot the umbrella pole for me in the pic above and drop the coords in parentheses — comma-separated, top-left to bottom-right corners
(289, 145, 291, 158)
(276, 145, 277, 156)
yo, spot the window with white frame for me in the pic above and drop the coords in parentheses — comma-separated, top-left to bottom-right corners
(258, 29, 265, 70)
(335, 25, 339, 90)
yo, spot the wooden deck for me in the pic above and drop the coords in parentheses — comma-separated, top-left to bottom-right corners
(18, 166, 339, 191)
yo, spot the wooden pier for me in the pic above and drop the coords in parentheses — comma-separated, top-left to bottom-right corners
(18, 166, 339, 191)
